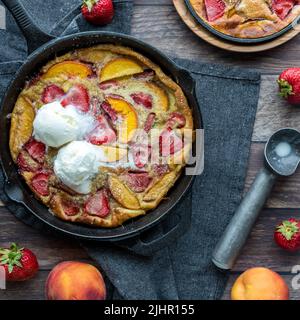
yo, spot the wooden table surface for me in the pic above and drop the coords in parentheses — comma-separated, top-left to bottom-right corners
(1, 0, 300, 300)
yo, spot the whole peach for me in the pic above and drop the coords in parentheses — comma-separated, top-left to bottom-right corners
(46, 261, 106, 300)
(231, 267, 289, 300)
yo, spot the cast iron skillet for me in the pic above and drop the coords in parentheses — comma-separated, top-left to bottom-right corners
(185, 0, 300, 44)
(0, 0, 203, 251)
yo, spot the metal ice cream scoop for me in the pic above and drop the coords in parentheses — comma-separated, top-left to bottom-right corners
(212, 128, 300, 270)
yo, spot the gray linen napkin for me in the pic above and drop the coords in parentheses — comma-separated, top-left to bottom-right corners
(0, 0, 261, 299)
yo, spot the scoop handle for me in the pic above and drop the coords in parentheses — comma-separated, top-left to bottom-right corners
(212, 167, 277, 270)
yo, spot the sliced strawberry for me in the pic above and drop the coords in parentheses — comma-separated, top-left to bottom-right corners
(17, 152, 40, 172)
(105, 93, 124, 100)
(31, 172, 50, 196)
(159, 128, 183, 157)
(41, 85, 64, 104)
(99, 80, 118, 90)
(144, 113, 156, 133)
(272, 0, 295, 20)
(133, 69, 155, 80)
(61, 84, 90, 113)
(84, 189, 110, 218)
(123, 172, 152, 193)
(87, 115, 116, 145)
(166, 112, 186, 129)
(130, 92, 153, 109)
(62, 200, 80, 216)
(204, 0, 225, 22)
(101, 101, 118, 122)
(24, 139, 46, 164)
(152, 164, 169, 176)
(131, 144, 151, 168)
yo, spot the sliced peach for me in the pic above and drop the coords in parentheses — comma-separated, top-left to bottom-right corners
(106, 97, 138, 143)
(145, 82, 169, 111)
(100, 58, 143, 83)
(108, 175, 140, 210)
(97, 146, 128, 162)
(10, 96, 35, 161)
(42, 61, 92, 79)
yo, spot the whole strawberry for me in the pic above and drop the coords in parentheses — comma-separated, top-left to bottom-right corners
(0, 243, 39, 281)
(82, 0, 114, 26)
(274, 218, 300, 252)
(278, 68, 300, 106)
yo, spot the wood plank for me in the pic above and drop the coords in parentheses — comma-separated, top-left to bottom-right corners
(131, 4, 300, 74)
(222, 273, 298, 300)
(253, 75, 300, 142)
(245, 143, 300, 208)
(232, 209, 300, 272)
(0, 208, 91, 270)
(0, 271, 48, 300)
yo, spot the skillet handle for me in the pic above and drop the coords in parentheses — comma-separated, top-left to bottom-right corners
(3, 180, 24, 204)
(2, 0, 55, 53)
(116, 200, 192, 256)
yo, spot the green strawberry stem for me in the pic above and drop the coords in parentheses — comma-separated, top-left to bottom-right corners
(0, 243, 24, 273)
(278, 79, 295, 98)
(277, 220, 299, 241)
(83, 0, 97, 12)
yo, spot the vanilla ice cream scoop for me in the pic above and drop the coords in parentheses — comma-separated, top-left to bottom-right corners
(33, 101, 95, 148)
(54, 141, 100, 194)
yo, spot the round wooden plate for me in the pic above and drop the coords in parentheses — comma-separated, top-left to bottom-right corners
(173, 0, 300, 53)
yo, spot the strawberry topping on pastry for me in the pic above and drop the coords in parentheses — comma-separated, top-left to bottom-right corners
(133, 69, 155, 80)
(17, 152, 40, 172)
(166, 112, 186, 129)
(152, 164, 169, 176)
(144, 113, 156, 133)
(100, 101, 118, 122)
(159, 128, 183, 156)
(62, 200, 80, 216)
(131, 143, 151, 168)
(204, 0, 226, 21)
(87, 114, 116, 145)
(31, 172, 50, 196)
(130, 92, 153, 109)
(123, 172, 152, 193)
(272, 0, 296, 20)
(84, 189, 110, 217)
(61, 84, 90, 113)
(41, 85, 65, 104)
(24, 139, 46, 164)
(99, 80, 118, 90)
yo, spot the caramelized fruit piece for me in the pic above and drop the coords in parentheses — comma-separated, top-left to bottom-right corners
(106, 97, 138, 143)
(31, 172, 50, 196)
(62, 200, 80, 216)
(10, 97, 35, 161)
(100, 101, 118, 122)
(61, 84, 90, 113)
(272, 0, 295, 20)
(42, 85, 65, 104)
(87, 115, 116, 145)
(159, 128, 183, 157)
(100, 58, 143, 83)
(108, 175, 140, 210)
(152, 164, 169, 176)
(166, 112, 186, 129)
(42, 61, 92, 79)
(144, 113, 156, 133)
(24, 139, 46, 164)
(130, 92, 153, 109)
(131, 143, 151, 168)
(84, 189, 110, 218)
(204, 0, 225, 22)
(17, 151, 40, 172)
(122, 172, 152, 193)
